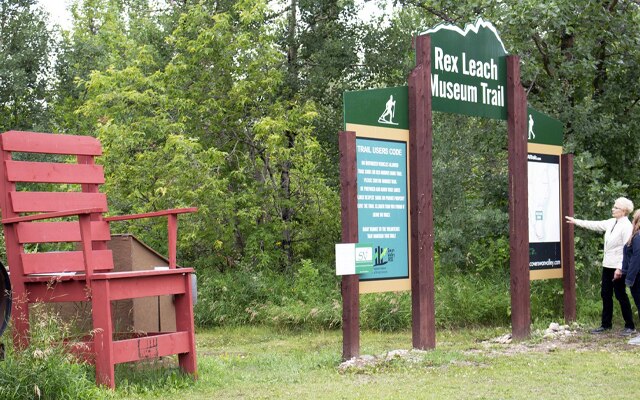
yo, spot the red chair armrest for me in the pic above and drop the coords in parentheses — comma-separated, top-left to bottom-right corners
(2, 208, 104, 224)
(104, 207, 197, 268)
(103, 207, 197, 222)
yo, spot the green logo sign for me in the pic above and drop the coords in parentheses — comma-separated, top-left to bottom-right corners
(420, 17, 508, 120)
(355, 243, 374, 274)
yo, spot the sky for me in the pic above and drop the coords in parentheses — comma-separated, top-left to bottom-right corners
(39, 0, 73, 30)
(38, 0, 390, 31)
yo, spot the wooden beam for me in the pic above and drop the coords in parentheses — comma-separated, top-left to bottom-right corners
(112, 332, 191, 364)
(409, 34, 435, 350)
(561, 153, 576, 322)
(339, 130, 360, 360)
(506, 55, 531, 339)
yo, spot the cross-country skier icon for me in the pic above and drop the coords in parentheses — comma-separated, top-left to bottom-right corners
(378, 95, 398, 125)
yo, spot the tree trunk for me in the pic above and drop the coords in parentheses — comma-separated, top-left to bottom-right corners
(280, 0, 299, 267)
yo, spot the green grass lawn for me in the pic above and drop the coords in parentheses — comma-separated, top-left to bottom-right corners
(110, 325, 640, 399)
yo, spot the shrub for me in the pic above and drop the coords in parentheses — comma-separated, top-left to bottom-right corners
(195, 259, 341, 329)
(194, 253, 606, 331)
(361, 292, 411, 331)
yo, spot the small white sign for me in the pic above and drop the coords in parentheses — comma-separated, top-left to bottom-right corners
(335, 243, 356, 276)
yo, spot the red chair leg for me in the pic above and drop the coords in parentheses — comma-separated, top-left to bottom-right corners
(91, 280, 115, 389)
(175, 274, 197, 376)
(11, 287, 29, 350)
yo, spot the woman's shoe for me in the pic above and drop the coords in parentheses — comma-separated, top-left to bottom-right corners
(589, 326, 611, 334)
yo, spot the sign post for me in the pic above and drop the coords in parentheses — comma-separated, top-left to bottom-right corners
(339, 130, 359, 360)
(506, 55, 531, 339)
(561, 154, 576, 322)
(409, 34, 435, 350)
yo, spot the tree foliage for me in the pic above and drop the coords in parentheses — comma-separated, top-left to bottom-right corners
(3, 0, 639, 327)
(0, 0, 52, 131)
(62, 0, 341, 273)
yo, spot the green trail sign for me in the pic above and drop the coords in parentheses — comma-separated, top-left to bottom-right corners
(343, 86, 409, 130)
(527, 106, 563, 146)
(420, 17, 508, 120)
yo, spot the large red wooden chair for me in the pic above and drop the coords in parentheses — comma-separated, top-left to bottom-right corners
(0, 130, 197, 388)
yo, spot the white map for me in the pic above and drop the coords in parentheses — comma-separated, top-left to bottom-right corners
(528, 160, 560, 243)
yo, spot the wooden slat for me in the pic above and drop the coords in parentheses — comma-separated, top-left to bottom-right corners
(26, 280, 89, 302)
(97, 272, 188, 300)
(16, 221, 111, 243)
(5, 160, 104, 184)
(112, 332, 190, 364)
(2, 207, 103, 224)
(10, 191, 107, 213)
(22, 250, 113, 274)
(1, 131, 102, 156)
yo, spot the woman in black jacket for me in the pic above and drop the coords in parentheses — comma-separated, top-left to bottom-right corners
(620, 209, 640, 343)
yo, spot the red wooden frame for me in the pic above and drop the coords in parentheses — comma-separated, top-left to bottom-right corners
(0, 131, 198, 388)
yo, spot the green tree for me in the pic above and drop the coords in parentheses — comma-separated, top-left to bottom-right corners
(0, 0, 52, 131)
(64, 0, 341, 274)
(367, 1, 640, 271)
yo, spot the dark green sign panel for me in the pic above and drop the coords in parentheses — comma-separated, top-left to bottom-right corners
(421, 18, 508, 120)
(527, 107, 563, 146)
(343, 86, 409, 129)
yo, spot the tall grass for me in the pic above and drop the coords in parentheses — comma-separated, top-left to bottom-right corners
(0, 305, 102, 400)
(0, 304, 196, 399)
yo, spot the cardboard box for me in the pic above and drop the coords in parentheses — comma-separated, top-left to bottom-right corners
(52, 234, 177, 334)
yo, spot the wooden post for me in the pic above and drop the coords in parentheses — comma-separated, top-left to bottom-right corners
(506, 55, 530, 339)
(409, 34, 435, 350)
(339, 130, 359, 360)
(175, 274, 198, 376)
(0, 140, 29, 350)
(78, 154, 108, 252)
(91, 279, 115, 388)
(168, 214, 178, 268)
(561, 154, 576, 322)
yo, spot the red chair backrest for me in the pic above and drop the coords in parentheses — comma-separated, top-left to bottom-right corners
(0, 131, 114, 276)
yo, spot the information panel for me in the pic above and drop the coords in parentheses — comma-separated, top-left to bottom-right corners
(528, 153, 561, 272)
(356, 138, 409, 282)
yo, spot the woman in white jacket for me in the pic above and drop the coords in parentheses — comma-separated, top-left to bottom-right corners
(566, 197, 636, 335)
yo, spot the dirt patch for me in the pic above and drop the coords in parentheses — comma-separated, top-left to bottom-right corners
(339, 323, 640, 373)
(469, 323, 639, 357)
